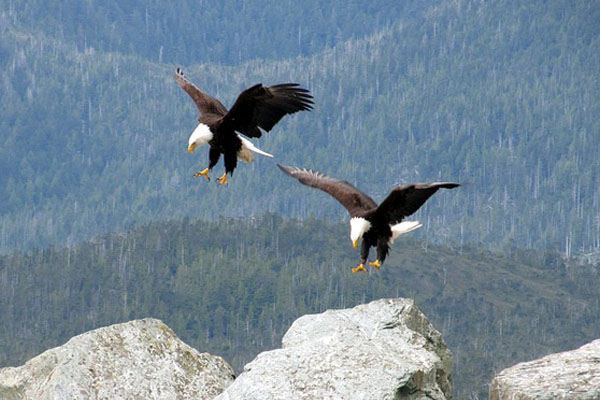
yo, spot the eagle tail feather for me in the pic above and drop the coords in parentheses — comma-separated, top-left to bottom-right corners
(237, 135, 274, 163)
(390, 221, 422, 244)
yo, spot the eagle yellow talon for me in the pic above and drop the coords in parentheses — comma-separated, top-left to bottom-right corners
(217, 173, 228, 186)
(194, 168, 210, 181)
(369, 260, 381, 269)
(352, 264, 367, 274)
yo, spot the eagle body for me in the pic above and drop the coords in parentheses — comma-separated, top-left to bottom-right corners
(356, 214, 393, 265)
(175, 68, 313, 183)
(278, 164, 460, 273)
(199, 119, 244, 174)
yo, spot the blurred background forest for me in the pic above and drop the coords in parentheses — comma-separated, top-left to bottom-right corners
(1, 0, 598, 254)
(1, 0, 599, 398)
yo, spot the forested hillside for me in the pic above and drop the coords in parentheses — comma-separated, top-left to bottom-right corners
(1, 0, 435, 65)
(1, 215, 599, 398)
(1, 0, 599, 254)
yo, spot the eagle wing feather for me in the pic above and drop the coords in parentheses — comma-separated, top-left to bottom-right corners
(376, 182, 461, 224)
(277, 164, 377, 216)
(225, 84, 313, 138)
(174, 68, 228, 118)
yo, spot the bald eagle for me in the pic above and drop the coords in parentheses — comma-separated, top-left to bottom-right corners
(278, 164, 461, 273)
(175, 68, 313, 185)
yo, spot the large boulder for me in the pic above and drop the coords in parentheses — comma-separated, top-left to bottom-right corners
(0, 318, 234, 400)
(216, 298, 453, 400)
(489, 339, 600, 400)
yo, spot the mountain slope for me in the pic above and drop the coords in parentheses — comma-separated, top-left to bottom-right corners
(1, 0, 437, 65)
(1, 0, 599, 253)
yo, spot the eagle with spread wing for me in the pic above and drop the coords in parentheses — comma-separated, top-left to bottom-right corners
(278, 164, 461, 273)
(175, 68, 313, 185)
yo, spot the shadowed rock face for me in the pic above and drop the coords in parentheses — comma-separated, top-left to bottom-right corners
(490, 339, 600, 400)
(0, 318, 234, 400)
(216, 298, 453, 400)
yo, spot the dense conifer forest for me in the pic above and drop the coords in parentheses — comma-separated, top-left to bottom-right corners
(1, 0, 598, 254)
(1, 215, 599, 398)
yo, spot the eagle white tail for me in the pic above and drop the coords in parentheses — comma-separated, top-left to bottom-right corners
(390, 221, 422, 244)
(237, 135, 274, 163)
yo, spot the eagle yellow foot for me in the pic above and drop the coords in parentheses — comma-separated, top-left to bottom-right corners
(217, 173, 228, 186)
(352, 263, 367, 274)
(194, 168, 210, 181)
(369, 260, 381, 269)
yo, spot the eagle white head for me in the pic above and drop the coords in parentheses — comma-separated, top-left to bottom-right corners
(350, 217, 371, 249)
(188, 123, 213, 153)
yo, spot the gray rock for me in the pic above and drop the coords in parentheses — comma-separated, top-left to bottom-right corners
(216, 298, 453, 400)
(0, 318, 234, 400)
(489, 339, 600, 400)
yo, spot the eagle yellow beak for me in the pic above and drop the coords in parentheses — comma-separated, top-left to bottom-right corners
(188, 143, 197, 153)
(352, 240, 358, 250)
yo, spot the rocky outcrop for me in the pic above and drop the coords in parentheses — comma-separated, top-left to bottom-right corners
(0, 318, 234, 400)
(216, 298, 453, 400)
(489, 339, 600, 400)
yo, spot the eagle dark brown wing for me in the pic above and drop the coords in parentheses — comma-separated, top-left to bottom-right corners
(224, 83, 313, 138)
(277, 164, 377, 216)
(376, 182, 461, 224)
(174, 68, 228, 118)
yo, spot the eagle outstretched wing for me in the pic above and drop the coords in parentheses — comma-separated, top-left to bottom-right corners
(225, 84, 313, 138)
(174, 68, 228, 118)
(277, 164, 377, 216)
(376, 182, 461, 224)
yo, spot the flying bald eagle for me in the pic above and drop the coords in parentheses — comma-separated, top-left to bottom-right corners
(278, 164, 461, 273)
(175, 68, 313, 185)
